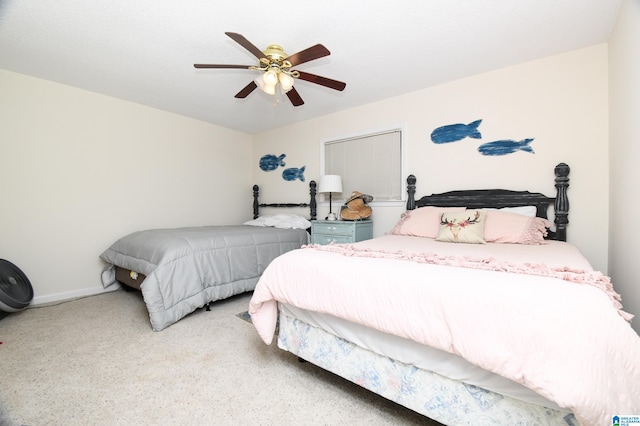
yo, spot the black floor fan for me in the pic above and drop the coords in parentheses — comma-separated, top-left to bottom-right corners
(0, 259, 34, 320)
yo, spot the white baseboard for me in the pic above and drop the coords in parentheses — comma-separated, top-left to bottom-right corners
(31, 284, 121, 306)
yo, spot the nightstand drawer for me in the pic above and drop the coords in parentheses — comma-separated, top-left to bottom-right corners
(311, 220, 373, 245)
(312, 234, 354, 245)
(312, 222, 354, 237)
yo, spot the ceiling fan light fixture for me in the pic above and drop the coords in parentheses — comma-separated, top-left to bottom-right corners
(278, 72, 295, 91)
(254, 76, 277, 95)
(263, 69, 278, 86)
(263, 83, 276, 95)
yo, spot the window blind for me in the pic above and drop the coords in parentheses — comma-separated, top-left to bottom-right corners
(324, 129, 402, 202)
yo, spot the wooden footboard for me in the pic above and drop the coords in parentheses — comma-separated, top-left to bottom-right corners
(114, 266, 146, 291)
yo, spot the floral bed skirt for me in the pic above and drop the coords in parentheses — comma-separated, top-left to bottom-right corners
(277, 312, 577, 426)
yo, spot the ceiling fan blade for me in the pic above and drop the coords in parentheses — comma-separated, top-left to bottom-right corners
(225, 32, 264, 59)
(286, 87, 304, 106)
(235, 81, 258, 98)
(285, 44, 330, 67)
(296, 71, 346, 91)
(194, 64, 252, 69)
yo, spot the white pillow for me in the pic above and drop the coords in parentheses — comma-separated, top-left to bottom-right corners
(486, 206, 538, 217)
(244, 214, 311, 230)
(242, 217, 269, 227)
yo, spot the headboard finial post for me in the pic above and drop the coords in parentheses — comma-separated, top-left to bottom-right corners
(554, 163, 570, 242)
(406, 175, 416, 210)
(309, 180, 317, 221)
(252, 185, 260, 219)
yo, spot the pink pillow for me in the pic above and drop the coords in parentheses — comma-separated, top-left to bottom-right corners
(484, 210, 550, 244)
(389, 206, 466, 239)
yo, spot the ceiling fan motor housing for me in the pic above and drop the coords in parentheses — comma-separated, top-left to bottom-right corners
(263, 44, 288, 62)
(0, 259, 34, 317)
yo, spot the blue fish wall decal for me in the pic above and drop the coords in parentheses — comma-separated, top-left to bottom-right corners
(282, 166, 305, 182)
(477, 138, 535, 156)
(259, 154, 286, 171)
(431, 119, 483, 144)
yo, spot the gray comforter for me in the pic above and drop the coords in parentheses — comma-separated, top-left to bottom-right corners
(100, 225, 308, 331)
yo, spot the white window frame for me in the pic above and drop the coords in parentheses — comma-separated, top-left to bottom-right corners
(320, 124, 406, 207)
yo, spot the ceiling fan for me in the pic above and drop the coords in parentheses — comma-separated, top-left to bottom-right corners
(194, 32, 346, 107)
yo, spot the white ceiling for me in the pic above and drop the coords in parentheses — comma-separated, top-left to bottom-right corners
(0, 0, 622, 134)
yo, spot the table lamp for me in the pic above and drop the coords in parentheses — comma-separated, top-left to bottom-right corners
(318, 175, 343, 221)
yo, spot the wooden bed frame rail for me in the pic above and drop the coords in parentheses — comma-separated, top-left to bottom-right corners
(252, 180, 318, 221)
(405, 163, 570, 241)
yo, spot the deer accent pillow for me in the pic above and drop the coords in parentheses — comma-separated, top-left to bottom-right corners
(436, 210, 486, 244)
(389, 206, 466, 239)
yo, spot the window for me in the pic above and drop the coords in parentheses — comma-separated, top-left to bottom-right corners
(321, 126, 404, 204)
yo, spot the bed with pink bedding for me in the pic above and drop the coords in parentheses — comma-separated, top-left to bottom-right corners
(248, 163, 640, 425)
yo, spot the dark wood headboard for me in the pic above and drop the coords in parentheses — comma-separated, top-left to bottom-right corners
(405, 163, 570, 241)
(252, 180, 317, 221)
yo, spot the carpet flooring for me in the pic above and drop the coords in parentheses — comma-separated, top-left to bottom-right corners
(0, 289, 437, 425)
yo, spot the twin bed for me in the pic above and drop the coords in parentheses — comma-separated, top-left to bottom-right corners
(249, 163, 640, 425)
(99, 181, 317, 331)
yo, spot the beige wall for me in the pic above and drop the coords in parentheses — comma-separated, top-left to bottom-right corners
(253, 45, 610, 273)
(1, 41, 622, 321)
(0, 69, 252, 304)
(609, 0, 640, 334)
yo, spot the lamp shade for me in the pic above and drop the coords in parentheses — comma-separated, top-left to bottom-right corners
(263, 69, 278, 86)
(318, 175, 343, 194)
(278, 72, 294, 91)
(254, 76, 276, 95)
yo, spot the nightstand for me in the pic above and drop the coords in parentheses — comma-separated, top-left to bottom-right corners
(311, 220, 373, 245)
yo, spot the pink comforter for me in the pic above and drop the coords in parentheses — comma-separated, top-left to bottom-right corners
(249, 235, 640, 426)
